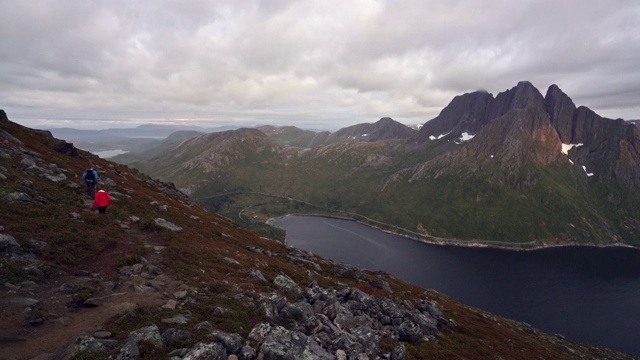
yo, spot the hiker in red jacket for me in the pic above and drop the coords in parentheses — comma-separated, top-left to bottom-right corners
(92, 185, 112, 214)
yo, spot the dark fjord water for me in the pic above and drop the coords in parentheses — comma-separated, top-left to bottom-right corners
(272, 215, 640, 355)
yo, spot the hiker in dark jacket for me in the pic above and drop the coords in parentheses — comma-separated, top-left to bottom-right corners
(82, 168, 98, 198)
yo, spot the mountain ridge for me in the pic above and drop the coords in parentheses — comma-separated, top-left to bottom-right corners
(125, 82, 640, 247)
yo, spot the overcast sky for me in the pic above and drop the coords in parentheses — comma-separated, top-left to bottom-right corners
(1, 0, 639, 130)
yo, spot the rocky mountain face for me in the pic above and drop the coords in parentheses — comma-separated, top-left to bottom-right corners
(545, 85, 640, 187)
(3, 110, 632, 359)
(413, 81, 545, 144)
(416, 81, 640, 187)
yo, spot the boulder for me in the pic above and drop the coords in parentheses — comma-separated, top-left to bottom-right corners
(248, 324, 333, 360)
(162, 328, 193, 344)
(154, 218, 183, 232)
(1, 192, 33, 203)
(115, 325, 162, 360)
(0, 234, 20, 253)
(209, 330, 243, 355)
(273, 274, 303, 298)
(61, 335, 106, 360)
(182, 342, 227, 360)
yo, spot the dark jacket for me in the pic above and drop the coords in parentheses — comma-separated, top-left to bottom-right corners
(83, 169, 99, 183)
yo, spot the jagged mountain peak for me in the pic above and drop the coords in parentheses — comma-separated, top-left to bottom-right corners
(544, 84, 578, 143)
(412, 81, 640, 187)
(414, 81, 546, 144)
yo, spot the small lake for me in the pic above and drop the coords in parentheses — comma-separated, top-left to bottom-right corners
(272, 215, 640, 356)
(92, 149, 129, 158)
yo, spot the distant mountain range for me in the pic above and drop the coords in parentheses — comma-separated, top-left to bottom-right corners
(48, 124, 239, 153)
(114, 81, 640, 247)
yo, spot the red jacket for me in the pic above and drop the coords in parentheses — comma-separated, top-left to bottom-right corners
(92, 190, 112, 209)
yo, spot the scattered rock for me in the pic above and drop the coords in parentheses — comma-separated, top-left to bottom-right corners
(173, 290, 188, 299)
(0, 233, 20, 253)
(5, 282, 20, 291)
(223, 257, 241, 265)
(93, 331, 112, 339)
(62, 335, 107, 359)
(209, 330, 243, 355)
(154, 218, 183, 232)
(162, 314, 189, 325)
(134, 284, 155, 292)
(273, 274, 303, 298)
(182, 342, 226, 360)
(248, 323, 334, 360)
(248, 269, 267, 283)
(115, 325, 162, 360)
(0, 192, 33, 203)
(162, 328, 193, 344)
(162, 299, 178, 311)
(44, 173, 67, 182)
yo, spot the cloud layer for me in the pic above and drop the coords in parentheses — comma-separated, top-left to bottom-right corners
(1, 0, 639, 129)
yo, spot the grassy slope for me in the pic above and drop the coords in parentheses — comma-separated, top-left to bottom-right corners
(186, 135, 635, 246)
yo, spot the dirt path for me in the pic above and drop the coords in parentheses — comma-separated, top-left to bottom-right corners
(0, 219, 187, 360)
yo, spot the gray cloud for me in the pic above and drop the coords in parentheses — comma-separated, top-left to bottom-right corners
(1, 0, 639, 130)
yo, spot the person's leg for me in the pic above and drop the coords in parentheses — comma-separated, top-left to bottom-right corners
(98, 206, 107, 214)
(87, 183, 96, 199)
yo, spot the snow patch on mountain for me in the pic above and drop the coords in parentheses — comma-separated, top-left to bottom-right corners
(561, 143, 583, 155)
(429, 130, 452, 141)
(454, 132, 475, 144)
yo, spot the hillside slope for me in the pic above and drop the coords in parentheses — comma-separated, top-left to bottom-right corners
(1, 111, 634, 359)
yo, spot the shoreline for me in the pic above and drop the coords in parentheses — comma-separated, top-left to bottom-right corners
(268, 213, 639, 252)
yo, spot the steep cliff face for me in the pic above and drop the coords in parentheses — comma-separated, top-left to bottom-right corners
(545, 85, 640, 187)
(469, 105, 563, 169)
(415, 81, 546, 144)
(414, 81, 640, 188)
(414, 91, 493, 143)
(544, 84, 577, 143)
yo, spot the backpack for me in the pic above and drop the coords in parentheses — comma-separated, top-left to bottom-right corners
(85, 169, 95, 181)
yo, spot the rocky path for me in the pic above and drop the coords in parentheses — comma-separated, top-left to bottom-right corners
(0, 212, 188, 360)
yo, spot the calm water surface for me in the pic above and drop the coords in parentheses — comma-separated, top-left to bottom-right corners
(272, 215, 640, 355)
(92, 149, 129, 158)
